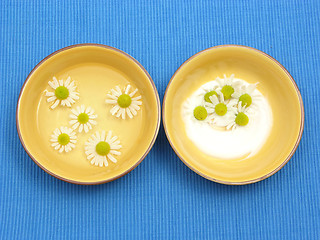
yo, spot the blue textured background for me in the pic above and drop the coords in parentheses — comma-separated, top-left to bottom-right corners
(1, 0, 319, 239)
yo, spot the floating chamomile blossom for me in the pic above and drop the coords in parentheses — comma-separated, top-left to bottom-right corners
(46, 76, 80, 109)
(69, 105, 97, 133)
(85, 131, 122, 167)
(232, 83, 259, 107)
(106, 85, 142, 119)
(216, 74, 241, 100)
(226, 102, 251, 130)
(50, 127, 77, 153)
(204, 91, 237, 126)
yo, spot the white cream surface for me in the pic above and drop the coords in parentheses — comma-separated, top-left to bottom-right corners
(181, 79, 273, 159)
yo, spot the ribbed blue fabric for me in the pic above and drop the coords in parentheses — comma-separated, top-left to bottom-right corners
(0, 0, 319, 239)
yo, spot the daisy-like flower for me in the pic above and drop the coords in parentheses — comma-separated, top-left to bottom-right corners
(69, 105, 97, 133)
(105, 85, 142, 119)
(85, 131, 122, 167)
(226, 102, 251, 131)
(50, 127, 77, 153)
(231, 83, 259, 107)
(204, 91, 237, 127)
(216, 74, 241, 100)
(46, 76, 80, 109)
(182, 98, 213, 123)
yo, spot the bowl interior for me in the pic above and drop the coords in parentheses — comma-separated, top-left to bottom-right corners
(17, 45, 160, 184)
(163, 46, 303, 184)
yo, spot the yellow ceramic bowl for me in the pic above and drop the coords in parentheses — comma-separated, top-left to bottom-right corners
(17, 44, 160, 184)
(163, 45, 304, 185)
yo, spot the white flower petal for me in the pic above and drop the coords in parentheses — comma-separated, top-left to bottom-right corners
(59, 146, 64, 153)
(129, 88, 138, 97)
(101, 130, 106, 141)
(69, 119, 78, 125)
(65, 100, 71, 107)
(105, 99, 117, 104)
(116, 108, 123, 118)
(65, 76, 71, 87)
(132, 100, 142, 106)
(107, 154, 117, 163)
(115, 86, 122, 94)
(72, 122, 80, 130)
(103, 157, 108, 167)
(106, 94, 117, 100)
(209, 95, 219, 105)
(78, 124, 83, 133)
(85, 107, 91, 114)
(132, 96, 141, 101)
(121, 109, 125, 119)
(51, 99, 60, 109)
(129, 106, 137, 115)
(70, 114, 77, 119)
(125, 85, 131, 94)
(47, 96, 56, 103)
(89, 114, 97, 119)
(126, 108, 133, 118)
(110, 150, 121, 156)
(45, 92, 55, 97)
(110, 105, 120, 115)
(84, 124, 89, 133)
(106, 131, 112, 141)
(89, 120, 97, 125)
(131, 103, 140, 111)
(111, 88, 120, 97)
(246, 84, 257, 94)
(68, 81, 75, 89)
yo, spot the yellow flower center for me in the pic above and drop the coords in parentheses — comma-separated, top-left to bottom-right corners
(55, 86, 69, 100)
(78, 113, 89, 124)
(117, 94, 132, 108)
(96, 141, 110, 156)
(204, 90, 218, 103)
(239, 93, 252, 107)
(215, 103, 227, 116)
(193, 106, 207, 120)
(58, 133, 70, 145)
(221, 85, 234, 100)
(235, 112, 249, 126)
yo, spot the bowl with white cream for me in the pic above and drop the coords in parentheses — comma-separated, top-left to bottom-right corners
(163, 45, 304, 185)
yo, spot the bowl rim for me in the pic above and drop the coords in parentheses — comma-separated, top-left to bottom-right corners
(16, 43, 161, 185)
(162, 44, 305, 185)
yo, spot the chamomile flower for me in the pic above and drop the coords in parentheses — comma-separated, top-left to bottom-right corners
(182, 98, 213, 123)
(226, 102, 251, 131)
(106, 85, 142, 119)
(204, 91, 237, 127)
(84, 131, 122, 167)
(46, 76, 80, 109)
(231, 83, 259, 107)
(69, 105, 97, 133)
(216, 74, 241, 100)
(50, 127, 77, 153)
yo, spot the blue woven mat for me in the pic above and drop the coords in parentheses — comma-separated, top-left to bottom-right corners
(0, 1, 319, 239)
